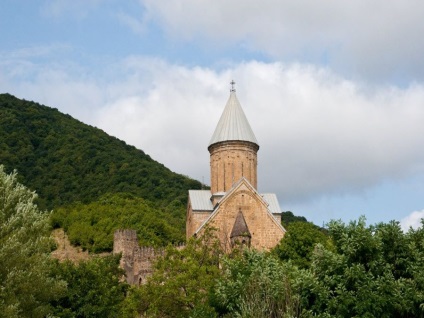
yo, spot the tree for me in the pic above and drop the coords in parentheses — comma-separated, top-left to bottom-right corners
(51, 255, 128, 318)
(273, 221, 331, 269)
(0, 93, 202, 211)
(134, 228, 222, 318)
(303, 217, 424, 317)
(0, 165, 66, 317)
(281, 211, 308, 227)
(213, 250, 304, 318)
(52, 193, 185, 253)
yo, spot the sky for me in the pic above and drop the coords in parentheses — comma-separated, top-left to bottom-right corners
(1, 0, 424, 229)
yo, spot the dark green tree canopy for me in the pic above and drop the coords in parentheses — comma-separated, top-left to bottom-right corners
(133, 228, 222, 318)
(281, 211, 308, 227)
(52, 193, 186, 252)
(51, 255, 127, 318)
(273, 221, 331, 269)
(304, 217, 424, 317)
(0, 93, 202, 211)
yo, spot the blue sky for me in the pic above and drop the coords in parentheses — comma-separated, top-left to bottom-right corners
(1, 0, 424, 228)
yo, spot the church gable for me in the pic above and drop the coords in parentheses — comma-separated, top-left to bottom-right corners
(196, 178, 285, 251)
(186, 84, 285, 252)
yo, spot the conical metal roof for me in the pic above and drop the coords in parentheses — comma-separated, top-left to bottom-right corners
(209, 91, 258, 146)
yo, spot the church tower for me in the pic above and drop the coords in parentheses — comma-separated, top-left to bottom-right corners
(186, 81, 285, 251)
(208, 82, 259, 205)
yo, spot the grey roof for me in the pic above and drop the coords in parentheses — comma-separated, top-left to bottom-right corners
(260, 193, 282, 214)
(209, 91, 258, 146)
(189, 190, 214, 211)
(189, 190, 281, 214)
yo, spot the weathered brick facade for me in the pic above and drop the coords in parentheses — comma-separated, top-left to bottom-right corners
(187, 179, 285, 251)
(186, 203, 210, 238)
(209, 140, 259, 194)
(193, 180, 285, 251)
(113, 229, 166, 285)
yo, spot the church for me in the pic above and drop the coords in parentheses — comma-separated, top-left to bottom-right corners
(186, 82, 286, 251)
(114, 82, 286, 284)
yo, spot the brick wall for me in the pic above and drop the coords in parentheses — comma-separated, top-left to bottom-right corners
(197, 184, 285, 251)
(209, 140, 259, 194)
(113, 230, 166, 285)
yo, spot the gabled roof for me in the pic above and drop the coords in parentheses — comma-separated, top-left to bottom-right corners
(188, 190, 214, 211)
(194, 178, 286, 235)
(260, 194, 282, 214)
(209, 91, 258, 146)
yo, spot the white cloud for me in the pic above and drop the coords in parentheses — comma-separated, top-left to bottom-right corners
(400, 210, 424, 231)
(92, 59, 424, 204)
(139, 0, 424, 81)
(2, 55, 424, 210)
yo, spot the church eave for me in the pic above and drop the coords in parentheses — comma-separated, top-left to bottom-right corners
(207, 139, 259, 152)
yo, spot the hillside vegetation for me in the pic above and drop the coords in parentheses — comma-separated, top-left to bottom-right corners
(52, 193, 186, 252)
(0, 93, 201, 248)
(0, 93, 201, 210)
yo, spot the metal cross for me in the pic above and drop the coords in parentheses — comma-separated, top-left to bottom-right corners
(230, 80, 236, 92)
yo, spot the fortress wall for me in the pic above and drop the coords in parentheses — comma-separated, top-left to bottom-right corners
(113, 230, 185, 285)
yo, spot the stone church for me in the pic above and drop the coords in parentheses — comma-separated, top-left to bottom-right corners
(186, 83, 286, 251)
(114, 83, 286, 284)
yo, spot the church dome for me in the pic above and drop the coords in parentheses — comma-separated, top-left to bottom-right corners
(209, 90, 258, 147)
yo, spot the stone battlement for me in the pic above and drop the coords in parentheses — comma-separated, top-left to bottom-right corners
(113, 229, 185, 285)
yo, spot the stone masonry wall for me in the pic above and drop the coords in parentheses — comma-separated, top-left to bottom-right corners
(113, 230, 164, 285)
(197, 184, 285, 252)
(209, 140, 259, 194)
(186, 200, 212, 238)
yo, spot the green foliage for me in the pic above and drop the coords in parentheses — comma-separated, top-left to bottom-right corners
(273, 221, 331, 269)
(213, 250, 304, 318)
(134, 228, 222, 318)
(303, 217, 424, 317)
(119, 286, 146, 318)
(51, 193, 185, 252)
(281, 211, 308, 227)
(0, 93, 202, 211)
(51, 255, 128, 318)
(0, 165, 66, 318)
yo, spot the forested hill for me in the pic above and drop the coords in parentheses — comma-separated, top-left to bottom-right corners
(0, 93, 202, 210)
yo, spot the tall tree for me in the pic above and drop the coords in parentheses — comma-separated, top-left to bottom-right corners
(51, 255, 128, 318)
(273, 221, 331, 269)
(304, 217, 424, 317)
(213, 250, 304, 318)
(0, 165, 65, 317)
(134, 228, 222, 318)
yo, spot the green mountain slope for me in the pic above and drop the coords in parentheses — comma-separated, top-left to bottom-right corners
(0, 93, 202, 249)
(0, 93, 201, 210)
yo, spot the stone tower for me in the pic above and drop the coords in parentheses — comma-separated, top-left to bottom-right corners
(186, 82, 286, 251)
(208, 85, 259, 205)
